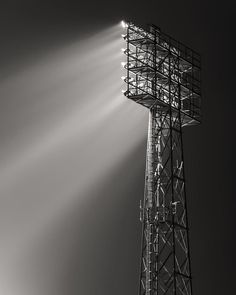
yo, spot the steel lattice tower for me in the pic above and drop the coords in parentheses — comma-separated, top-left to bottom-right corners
(121, 22, 201, 295)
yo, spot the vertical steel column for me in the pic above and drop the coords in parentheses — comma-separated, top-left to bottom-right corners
(139, 108, 155, 295)
(139, 108, 192, 295)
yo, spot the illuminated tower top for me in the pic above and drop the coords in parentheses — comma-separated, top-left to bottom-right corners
(121, 21, 201, 127)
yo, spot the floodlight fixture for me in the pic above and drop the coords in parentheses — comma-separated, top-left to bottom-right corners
(121, 20, 128, 28)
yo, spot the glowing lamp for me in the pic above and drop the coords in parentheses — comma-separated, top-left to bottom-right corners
(121, 20, 128, 28)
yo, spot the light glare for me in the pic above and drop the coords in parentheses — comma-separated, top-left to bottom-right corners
(121, 20, 127, 28)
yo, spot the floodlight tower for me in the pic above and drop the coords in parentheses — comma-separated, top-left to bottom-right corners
(121, 21, 201, 295)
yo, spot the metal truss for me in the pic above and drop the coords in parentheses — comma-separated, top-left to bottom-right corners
(121, 22, 201, 295)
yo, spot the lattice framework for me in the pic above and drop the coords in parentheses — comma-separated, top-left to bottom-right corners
(121, 22, 201, 295)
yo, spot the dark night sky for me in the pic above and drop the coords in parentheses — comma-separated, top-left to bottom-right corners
(0, 1, 235, 295)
